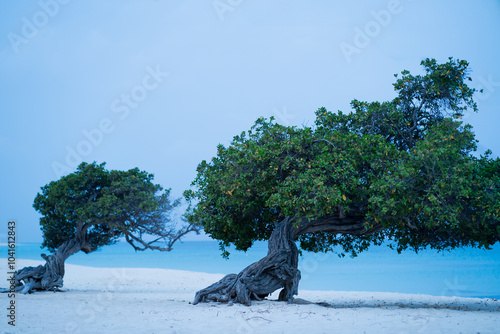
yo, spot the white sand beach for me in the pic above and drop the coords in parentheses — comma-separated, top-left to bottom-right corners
(2, 259, 500, 334)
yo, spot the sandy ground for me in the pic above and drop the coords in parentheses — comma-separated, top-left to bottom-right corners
(2, 259, 499, 334)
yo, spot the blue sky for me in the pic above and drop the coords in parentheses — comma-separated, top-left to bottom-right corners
(1, 0, 499, 244)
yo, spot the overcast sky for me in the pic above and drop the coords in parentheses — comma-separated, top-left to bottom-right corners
(1, 0, 499, 244)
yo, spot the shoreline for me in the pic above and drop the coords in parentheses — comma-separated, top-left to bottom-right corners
(2, 259, 500, 333)
(3, 259, 500, 307)
(5, 241, 500, 300)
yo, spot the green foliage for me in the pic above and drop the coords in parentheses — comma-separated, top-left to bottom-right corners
(185, 58, 500, 257)
(34, 162, 180, 252)
(320, 57, 478, 151)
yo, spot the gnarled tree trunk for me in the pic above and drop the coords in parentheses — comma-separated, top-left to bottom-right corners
(194, 211, 384, 306)
(14, 238, 89, 293)
(193, 217, 300, 306)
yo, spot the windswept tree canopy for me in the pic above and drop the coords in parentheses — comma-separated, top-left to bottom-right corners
(185, 58, 500, 258)
(34, 162, 197, 253)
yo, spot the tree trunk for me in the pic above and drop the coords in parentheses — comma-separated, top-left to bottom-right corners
(193, 217, 300, 306)
(14, 238, 86, 294)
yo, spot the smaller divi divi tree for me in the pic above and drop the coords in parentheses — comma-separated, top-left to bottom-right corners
(15, 162, 199, 293)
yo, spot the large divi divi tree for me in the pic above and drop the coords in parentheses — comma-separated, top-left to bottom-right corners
(14, 162, 199, 293)
(185, 58, 500, 306)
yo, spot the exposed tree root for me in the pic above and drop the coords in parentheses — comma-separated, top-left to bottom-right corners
(14, 239, 83, 293)
(194, 217, 300, 306)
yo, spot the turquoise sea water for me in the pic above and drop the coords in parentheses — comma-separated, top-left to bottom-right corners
(2, 241, 499, 299)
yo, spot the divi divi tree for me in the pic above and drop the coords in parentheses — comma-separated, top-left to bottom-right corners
(15, 162, 199, 293)
(185, 58, 500, 306)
